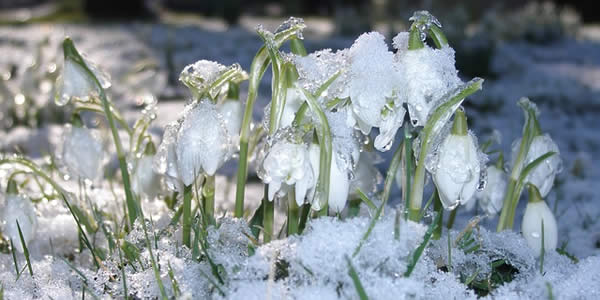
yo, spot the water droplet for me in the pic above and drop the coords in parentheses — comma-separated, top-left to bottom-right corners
(531, 232, 540, 239)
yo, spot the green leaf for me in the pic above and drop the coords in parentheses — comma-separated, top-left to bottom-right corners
(345, 255, 369, 300)
(404, 212, 442, 277)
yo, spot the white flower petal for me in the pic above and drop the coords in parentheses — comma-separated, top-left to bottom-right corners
(521, 201, 558, 256)
(433, 134, 480, 209)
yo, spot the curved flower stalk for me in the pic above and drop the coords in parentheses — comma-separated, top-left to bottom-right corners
(57, 38, 138, 225)
(498, 98, 561, 231)
(1, 182, 37, 253)
(510, 134, 561, 198)
(407, 78, 483, 221)
(179, 60, 248, 101)
(54, 51, 111, 106)
(235, 18, 306, 218)
(521, 183, 558, 256)
(431, 109, 482, 209)
(59, 123, 104, 183)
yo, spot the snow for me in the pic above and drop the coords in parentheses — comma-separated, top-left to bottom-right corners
(394, 35, 462, 127)
(1, 17, 600, 299)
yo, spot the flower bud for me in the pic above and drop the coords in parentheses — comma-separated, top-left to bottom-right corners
(521, 184, 558, 256)
(60, 125, 104, 182)
(475, 165, 507, 215)
(432, 110, 480, 209)
(261, 141, 315, 203)
(132, 155, 162, 200)
(1, 193, 37, 253)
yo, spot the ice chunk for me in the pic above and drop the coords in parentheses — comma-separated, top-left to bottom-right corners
(1, 194, 37, 253)
(153, 122, 183, 192)
(60, 125, 104, 182)
(394, 36, 461, 127)
(349, 152, 382, 198)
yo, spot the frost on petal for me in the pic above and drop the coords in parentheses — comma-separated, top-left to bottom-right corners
(1, 194, 37, 253)
(328, 155, 350, 213)
(394, 35, 461, 127)
(293, 49, 350, 100)
(475, 165, 507, 215)
(61, 126, 104, 182)
(433, 134, 480, 209)
(55, 56, 111, 106)
(132, 155, 162, 200)
(179, 60, 227, 96)
(280, 87, 305, 128)
(525, 135, 561, 197)
(374, 105, 406, 151)
(348, 32, 402, 133)
(327, 108, 360, 174)
(218, 99, 243, 142)
(260, 141, 314, 201)
(521, 201, 558, 256)
(176, 101, 232, 184)
(154, 123, 183, 192)
(349, 152, 382, 199)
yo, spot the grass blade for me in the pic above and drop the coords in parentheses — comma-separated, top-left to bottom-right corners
(345, 255, 369, 300)
(16, 220, 33, 276)
(404, 212, 441, 277)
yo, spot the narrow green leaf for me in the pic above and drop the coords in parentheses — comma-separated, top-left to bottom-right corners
(404, 212, 441, 277)
(345, 255, 369, 300)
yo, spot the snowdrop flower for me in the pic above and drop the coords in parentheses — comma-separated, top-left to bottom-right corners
(132, 155, 162, 200)
(279, 87, 305, 128)
(510, 134, 561, 197)
(261, 140, 315, 204)
(154, 101, 234, 189)
(349, 152, 382, 198)
(432, 110, 480, 209)
(393, 32, 462, 127)
(1, 184, 37, 253)
(521, 183, 558, 256)
(347, 32, 405, 151)
(218, 98, 243, 143)
(55, 52, 111, 106)
(307, 144, 351, 213)
(475, 164, 507, 215)
(293, 48, 350, 101)
(60, 124, 104, 182)
(153, 123, 184, 192)
(179, 60, 247, 100)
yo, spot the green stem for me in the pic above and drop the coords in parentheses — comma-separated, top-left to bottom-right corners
(446, 207, 458, 229)
(432, 189, 443, 240)
(234, 22, 305, 218)
(497, 178, 517, 231)
(202, 175, 215, 223)
(182, 185, 192, 247)
(403, 128, 413, 220)
(287, 190, 299, 236)
(62, 38, 137, 226)
(263, 195, 274, 243)
(408, 78, 483, 222)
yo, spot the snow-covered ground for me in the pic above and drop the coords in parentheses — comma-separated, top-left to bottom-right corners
(0, 20, 599, 299)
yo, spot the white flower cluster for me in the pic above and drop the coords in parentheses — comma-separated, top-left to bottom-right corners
(293, 29, 461, 152)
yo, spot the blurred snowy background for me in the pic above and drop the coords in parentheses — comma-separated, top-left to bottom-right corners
(0, 0, 599, 258)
